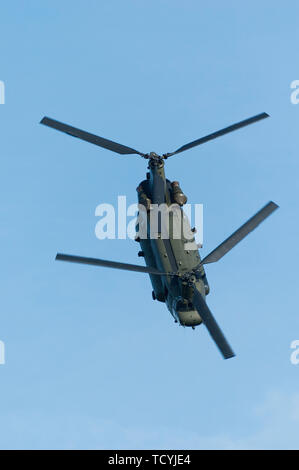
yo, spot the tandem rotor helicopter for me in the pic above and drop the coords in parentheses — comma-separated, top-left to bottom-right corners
(41, 112, 278, 360)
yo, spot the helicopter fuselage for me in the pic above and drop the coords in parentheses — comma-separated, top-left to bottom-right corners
(136, 158, 208, 327)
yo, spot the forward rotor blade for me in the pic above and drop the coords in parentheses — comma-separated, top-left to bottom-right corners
(40, 117, 145, 156)
(164, 112, 269, 157)
(193, 289, 235, 360)
(56, 253, 171, 275)
(202, 201, 279, 265)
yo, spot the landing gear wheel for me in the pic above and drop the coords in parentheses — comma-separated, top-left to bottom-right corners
(204, 284, 210, 295)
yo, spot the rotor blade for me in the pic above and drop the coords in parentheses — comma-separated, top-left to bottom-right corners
(202, 201, 279, 265)
(56, 253, 173, 275)
(193, 289, 235, 360)
(40, 117, 145, 156)
(164, 112, 269, 157)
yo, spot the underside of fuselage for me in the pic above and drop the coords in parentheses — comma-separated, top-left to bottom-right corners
(136, 163, 209, 328)
(172, 301, 203, 327)
(166, 281, 206, 327)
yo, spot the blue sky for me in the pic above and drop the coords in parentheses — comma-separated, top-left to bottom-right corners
(0, 0, 299, 450)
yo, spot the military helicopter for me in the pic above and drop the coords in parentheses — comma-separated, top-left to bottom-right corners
(41, 112, 278, 360)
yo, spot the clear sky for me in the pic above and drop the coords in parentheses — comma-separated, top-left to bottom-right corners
(0, 0, 299, 450)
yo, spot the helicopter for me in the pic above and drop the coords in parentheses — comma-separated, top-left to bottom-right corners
(40, 112, 278, 360)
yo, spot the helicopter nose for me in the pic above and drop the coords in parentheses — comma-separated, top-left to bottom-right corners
(176, 308, 202, 327)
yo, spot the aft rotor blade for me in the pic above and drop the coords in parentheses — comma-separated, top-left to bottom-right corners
(193, 289, 235, 360)
(40, 117, 145, 156)
(56, 253, 172, 275)
(165, 112, 269, 157)
(202, 201, 279, 265)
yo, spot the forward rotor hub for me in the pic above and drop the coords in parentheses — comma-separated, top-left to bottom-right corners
(145, 152, 165, 168)
(144, 151, 163, 162)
